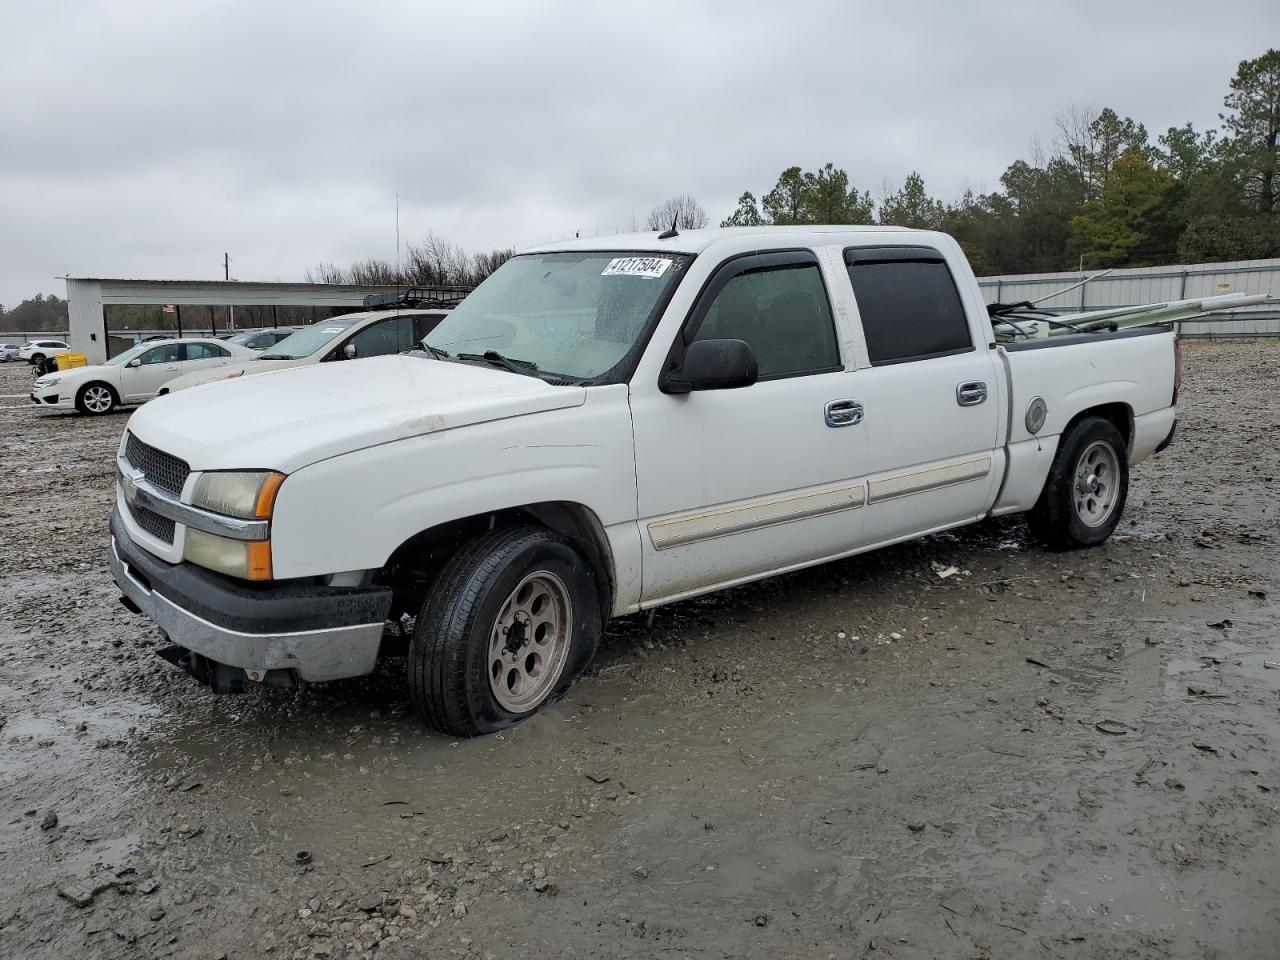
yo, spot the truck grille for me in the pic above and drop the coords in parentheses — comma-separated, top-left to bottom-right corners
(130, 503, 176, 544)
(124, 432, 190, 497)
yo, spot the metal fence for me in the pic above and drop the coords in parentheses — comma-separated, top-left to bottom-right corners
(977, 258, 1280, 337)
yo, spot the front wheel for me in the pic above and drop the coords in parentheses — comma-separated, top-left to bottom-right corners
(1027, 416, 1128, 549)
(76, 382, 118, 415)
(29, 353, 45, 366)
(409, 526, 602, 736)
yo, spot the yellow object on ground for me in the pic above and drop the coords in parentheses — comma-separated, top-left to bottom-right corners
(56, 353, 87, 370)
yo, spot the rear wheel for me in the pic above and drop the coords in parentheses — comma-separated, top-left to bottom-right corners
(76, 382, 118, 415)
(30, 353, 45, 365)
(408, 526, 602, 736)
(1027, 416, 1128, 549)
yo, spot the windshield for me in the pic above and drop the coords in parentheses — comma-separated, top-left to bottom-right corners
(258, 318, 360, 359)
(424, 252, 689, 380)
(227, 332, 256, 346)
(103, 342, 152, 366)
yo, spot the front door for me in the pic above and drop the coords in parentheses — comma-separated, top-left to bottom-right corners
(630, 252, 868, 605)
(842, 246, 1002, 545)
(119, 342, 183, 401)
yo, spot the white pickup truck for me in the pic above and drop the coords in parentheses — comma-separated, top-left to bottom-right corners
(110, 226, 1181, 736)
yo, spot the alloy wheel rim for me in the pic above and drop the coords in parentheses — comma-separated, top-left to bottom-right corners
(1073, 440, 1120, 527)
(84, 387, 112, 413)
(488, 571, 572, 713)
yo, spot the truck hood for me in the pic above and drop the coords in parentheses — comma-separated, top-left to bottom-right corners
(129, 356, 586, 473)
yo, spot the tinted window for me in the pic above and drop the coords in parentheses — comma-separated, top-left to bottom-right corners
(347, 317, 410, 358)
(691, 263, 839, 379)
(846, 253, 972, 365)
(139, 344, 181, 365)
(185, 342, 229, 360)
(42, 341, 68, 349)
(412, 312, 447, 344)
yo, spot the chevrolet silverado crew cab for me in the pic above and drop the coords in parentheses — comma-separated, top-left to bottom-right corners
(110, 227, 1180, 736)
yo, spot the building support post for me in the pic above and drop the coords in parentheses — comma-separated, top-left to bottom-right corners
(65, 278, 106, 364)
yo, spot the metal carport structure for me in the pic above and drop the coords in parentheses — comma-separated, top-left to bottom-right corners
(63, 278, 467, 364)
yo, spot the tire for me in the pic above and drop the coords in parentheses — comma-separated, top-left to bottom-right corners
(30, 353, 44, 366)
(1027, 415, 1128, 549)
(409, 526, 602, 736)
(76, 382, 118, 415)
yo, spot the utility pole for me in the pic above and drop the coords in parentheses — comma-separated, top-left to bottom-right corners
(225, 252, 235, 331)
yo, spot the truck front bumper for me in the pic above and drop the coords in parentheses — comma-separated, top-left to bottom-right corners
(109, 507, 392, 686)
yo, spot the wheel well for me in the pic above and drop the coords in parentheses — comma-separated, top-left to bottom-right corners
(379, 502, 616, 624)
(1064, 402, 1133, 454)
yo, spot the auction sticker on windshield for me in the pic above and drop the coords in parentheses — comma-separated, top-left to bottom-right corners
(601, 257, 672, 279)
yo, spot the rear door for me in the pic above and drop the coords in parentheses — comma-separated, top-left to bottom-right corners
(843, 246, 1002, 544)
(182, 341, 235, 372)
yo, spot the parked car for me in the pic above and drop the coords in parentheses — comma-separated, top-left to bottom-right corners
(159, 309, 449, 394)
(224, 328, 298, 351)
(31, 337, 257, 415)
(111, 226, 1183, 736)
(19, 339, 71, 364)
(0, 343, 20, 362)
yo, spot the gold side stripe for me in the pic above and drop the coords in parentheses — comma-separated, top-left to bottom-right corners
(648, 482, 866, 551)
(867, 455, 993, 504)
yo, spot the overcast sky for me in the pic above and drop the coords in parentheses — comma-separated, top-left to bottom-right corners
(1, 0, 1277, 305)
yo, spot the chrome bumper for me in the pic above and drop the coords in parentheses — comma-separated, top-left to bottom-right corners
(109, 535, 385, 683)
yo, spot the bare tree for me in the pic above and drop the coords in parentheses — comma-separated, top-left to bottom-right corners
(304, 261, 351, 284)
(306, 231, 515, 290)
(1055, 104, 1149, 200)
(645, 194, 708, 231)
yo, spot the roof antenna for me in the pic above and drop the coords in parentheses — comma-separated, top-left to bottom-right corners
(657, 215, 679, 240)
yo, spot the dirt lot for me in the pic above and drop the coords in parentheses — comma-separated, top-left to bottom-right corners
(1, 340, 1278, 960)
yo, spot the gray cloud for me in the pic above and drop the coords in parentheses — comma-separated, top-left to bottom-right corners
(1, 0, 1276, 304)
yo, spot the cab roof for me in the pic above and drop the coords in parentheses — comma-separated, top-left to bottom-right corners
(524, 225, 931, 256)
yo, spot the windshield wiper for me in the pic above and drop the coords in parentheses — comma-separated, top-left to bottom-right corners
(423, 344, 451, 360)
(456, 350, 539, 376)
(257, 353, 294, 360)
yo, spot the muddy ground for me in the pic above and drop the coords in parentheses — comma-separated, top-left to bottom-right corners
(0, 340, 1277, 960)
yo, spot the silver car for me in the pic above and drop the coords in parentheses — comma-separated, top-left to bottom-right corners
(0, 343, 20, 362)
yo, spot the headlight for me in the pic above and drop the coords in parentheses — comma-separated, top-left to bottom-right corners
(185, 528, 273, 580)
(185, 471, 284, 580)
(34, 376, 60, 388)
(191, 471, 284, 520)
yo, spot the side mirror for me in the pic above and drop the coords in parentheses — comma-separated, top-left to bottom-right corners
(663, 339, 758, 394)
(127, 358, 141, 368)
(342, 343, 358, 360)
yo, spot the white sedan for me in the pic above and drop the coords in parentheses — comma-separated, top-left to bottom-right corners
(30, 337, 257, 415)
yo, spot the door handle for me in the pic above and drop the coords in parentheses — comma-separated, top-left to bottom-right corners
(825, 399, 864, 427)
(956, 381, 987, 406)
